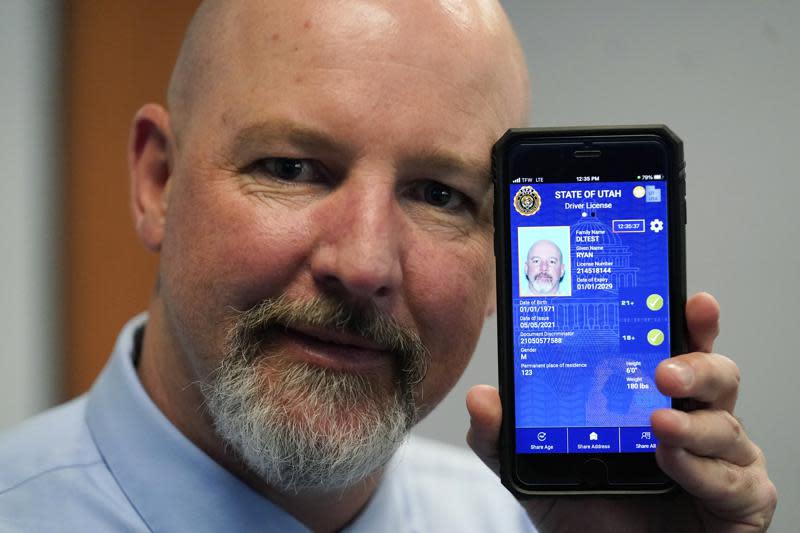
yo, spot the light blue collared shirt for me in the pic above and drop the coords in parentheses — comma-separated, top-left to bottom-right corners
(0, 315, 534, 532)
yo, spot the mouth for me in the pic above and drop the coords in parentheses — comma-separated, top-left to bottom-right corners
(275, 323, 392, 373)
(535, 274, 553, 282)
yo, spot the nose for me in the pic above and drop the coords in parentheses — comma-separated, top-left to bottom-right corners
(309, 174, 403, 302)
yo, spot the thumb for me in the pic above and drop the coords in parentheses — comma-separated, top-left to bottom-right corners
(686, 291, 721, 353)
(466, 384, 503, 473)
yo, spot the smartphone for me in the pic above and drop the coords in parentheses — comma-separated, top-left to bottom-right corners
(492, 125, 687, 495)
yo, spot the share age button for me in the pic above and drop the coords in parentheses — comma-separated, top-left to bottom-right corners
(516, 428, 568, 453)
(612, 219, 645, 233)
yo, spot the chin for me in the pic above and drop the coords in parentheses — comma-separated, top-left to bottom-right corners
(532, 281, 556, 294)
(204, 356, 413, 491)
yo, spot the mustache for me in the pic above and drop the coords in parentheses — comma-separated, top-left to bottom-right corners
(534, 273, 554, 282)
(226, 295, 430, 386)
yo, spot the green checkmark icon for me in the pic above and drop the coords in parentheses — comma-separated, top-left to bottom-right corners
(646, 294, 663, 311)
(647, 328, 665, 346)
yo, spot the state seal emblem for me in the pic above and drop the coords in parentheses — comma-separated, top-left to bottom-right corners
(513, 186, 541, 216)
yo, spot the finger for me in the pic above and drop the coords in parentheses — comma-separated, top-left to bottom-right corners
(686, 292, 720, 353)
(651, 408, 759, 467)
(655, 352, 740, 412)
(465, 384, 502, 473)
(656, 445, 776, 527)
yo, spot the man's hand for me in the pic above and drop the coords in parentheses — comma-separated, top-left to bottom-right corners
(467, 293, 777, 532)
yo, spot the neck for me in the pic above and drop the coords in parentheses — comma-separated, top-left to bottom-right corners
(137, 298, 384, 533)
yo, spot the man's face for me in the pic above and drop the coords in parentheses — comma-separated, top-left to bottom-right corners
(151, 0, 526, 488)
(525, 240, 565, 295)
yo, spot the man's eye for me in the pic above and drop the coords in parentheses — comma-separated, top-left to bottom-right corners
(415, 181, 470, 211)
(250, 158, 321, 183)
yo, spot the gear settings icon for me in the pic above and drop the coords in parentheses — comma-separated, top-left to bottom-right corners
(650, 219, 664, 233)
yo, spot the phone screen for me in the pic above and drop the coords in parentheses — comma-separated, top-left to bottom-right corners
(508, 172, 671, 455)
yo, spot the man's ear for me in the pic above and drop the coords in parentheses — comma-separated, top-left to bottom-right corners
(485, 264, 497, 317)
(129, 104, 175, 252)
(485, 292, 497, 317)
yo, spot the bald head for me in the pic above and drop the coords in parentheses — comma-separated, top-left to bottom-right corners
(527, 240, 562, 263)
(130, 0, 533, 508)
(166, 0, 529, 142)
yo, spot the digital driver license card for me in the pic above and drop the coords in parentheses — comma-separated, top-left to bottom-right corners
(510, 177, 671, 454)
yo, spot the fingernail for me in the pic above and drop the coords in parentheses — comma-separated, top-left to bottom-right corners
(666, 361, 694, 388)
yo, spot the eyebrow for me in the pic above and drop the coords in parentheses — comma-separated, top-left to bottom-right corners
(230, 119, 491, 184)
(231, 119, 353, 157)
(401, 146, 492, 185)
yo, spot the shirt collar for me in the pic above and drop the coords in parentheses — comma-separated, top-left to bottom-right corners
(85, 314, 311, 532)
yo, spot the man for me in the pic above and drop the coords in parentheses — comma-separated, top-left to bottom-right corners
(523, 239, 566, 296)
(0, 1, 776, 531)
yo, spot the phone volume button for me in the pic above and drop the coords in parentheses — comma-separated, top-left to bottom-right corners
(681, 199, 687, 225)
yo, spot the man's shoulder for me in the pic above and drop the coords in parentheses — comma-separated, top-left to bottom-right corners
(0, 397, 99, 485)
(0, 398, 144, 531)
(399, 435, 497, 483)
(391, 436, 535, 532)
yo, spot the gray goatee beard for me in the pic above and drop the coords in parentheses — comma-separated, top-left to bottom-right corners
(201, 295, 430, 492)
(532, 273, 556, 294)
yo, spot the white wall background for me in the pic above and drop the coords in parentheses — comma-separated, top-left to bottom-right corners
(416, 1, 799, 530)
(0, 3, 60, 428)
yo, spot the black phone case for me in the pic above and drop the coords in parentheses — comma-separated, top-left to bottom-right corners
(492, 125, 687, 497)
